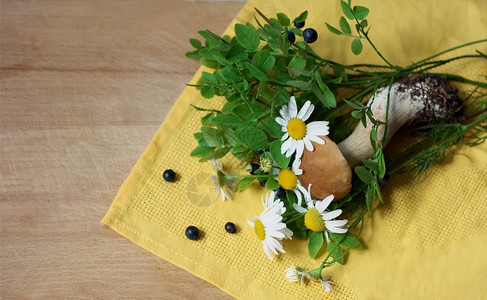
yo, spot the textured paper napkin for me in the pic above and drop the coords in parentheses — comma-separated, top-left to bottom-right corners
(102, 0, 487, 299)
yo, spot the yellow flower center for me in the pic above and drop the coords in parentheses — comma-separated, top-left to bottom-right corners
(254, 219, 266, 240)
(278, 169, 298, 190)
(287, 118, 307, 140)
(304, 208, 326, 232)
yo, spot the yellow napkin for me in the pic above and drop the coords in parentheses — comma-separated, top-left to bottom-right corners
(102, 0, 487, 299)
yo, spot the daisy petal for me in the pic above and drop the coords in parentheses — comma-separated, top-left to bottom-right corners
(308, 135, 325, 144)
(307, 121, 330, 131)
(326, 225, 348, 234)
(295, 140, 304, 159)
(297, 100, 311, 120)
(302, 102, 315, 121)
(293, 203, 307, 214)
(276, 117, 287, 126)
(322, 209, 342, 221)
(289, 96, 298, 118)
(263, 241, 274, 260)
(304, 138, 314, 152)
(281, 138, 294, 155)
(316, 195, 334, 213)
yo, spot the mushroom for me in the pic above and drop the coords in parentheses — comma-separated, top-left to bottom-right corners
(299, 74, 465, 200)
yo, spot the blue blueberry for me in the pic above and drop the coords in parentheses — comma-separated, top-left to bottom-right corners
(377, 172, 390, 185)
(294, 21, 305, 28)
(303, 28, 318, 43)
(225, 222, 237, 234)
(274, 187, 286, 198)
(185, 226, 199, 240)
(287, 31, 296, 43)
(163, 169, 176, 182)
(249, 163, 259, 175)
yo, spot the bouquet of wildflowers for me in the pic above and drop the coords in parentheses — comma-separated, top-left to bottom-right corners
(185, 1, 486, 291)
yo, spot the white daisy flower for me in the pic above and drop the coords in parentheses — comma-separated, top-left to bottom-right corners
(285, 265, 300, 283)
(320, 276, 334, 292)
(209, 159, 235, 201)
(285, 265, 311, 285)
(285, 265, 334, 292)
(275, 96, 330, 159)
(293, 185, 348, 242)
(259, 155, 281, 175)
(248, 191, 293, 260)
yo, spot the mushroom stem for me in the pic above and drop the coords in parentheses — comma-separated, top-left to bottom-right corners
(337, 74, 464, 167)
(299, 74, 465, 200)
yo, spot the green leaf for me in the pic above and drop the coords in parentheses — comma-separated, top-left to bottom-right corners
(218, 67, 240, 83)
(269, 140, 291, 169)
(199, 47, 217, 61)
(378, 152, 386, 178)
(235, 125, 268, 150)
(354, 166, 375, 183)
(189, 38, 201, 49)
(325, 23, 342, 35)
(277, 13, 290, 27)
(200, 86, 215, 98)
(185, 50, 200, 60)
(287, 80, 312, 91)
(235, 177, 254, 192)
(295, 215, 307, 231)
(365, 184, 376, 211)
(287, 221, 307, 240)
(200, 58, 219, 68)
(360, 19, 369, 28)
(327, 241, 345, 264)
(212, 113, 241, 129)
(329, 232, 362, 249)
(261, 117, 283, 138)
(265, 179, 280, 190)
(198, 30, 221, 46)
(198, 147, 231, 162)
(226, 45, 249, 63)
(235, 23, 260, 50)
(308, 231, 324, 258)
(190, 145, 214, 157)
(201, 71, 218, 84)
(294, 10, 308, 23)
(201, 112, 214, 126)
(339, 16, 351, 34)
(288, 55, 307, 78)
(231, 144, 247, 155)
(201, 127, 224, 148)
(333, 64, 348, 81)
(341, 1, 355, 20)
(362, 159, 379, 173)
(370, 128, 378, 141)
(314, 71, 336, 108)
(351, 38, 363, 55)
(244, 62, 268, 81)
(253, 51, 275, 73)
(344, 99, 364, 110)
(275, 87, 291, 106)
(353, 6, 370, 20)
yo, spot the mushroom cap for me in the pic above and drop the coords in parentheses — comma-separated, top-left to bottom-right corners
(298, 136, 352, 201)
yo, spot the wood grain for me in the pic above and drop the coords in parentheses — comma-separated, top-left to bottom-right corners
(1, 1, 245, 298)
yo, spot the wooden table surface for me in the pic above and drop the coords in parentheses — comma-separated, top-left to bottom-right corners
(1, 1, 246, 298)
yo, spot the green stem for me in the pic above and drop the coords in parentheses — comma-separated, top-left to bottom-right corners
(406, 39, 487, 70)
(284, 213, 304, 224)
(354, 19, 397, 69)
